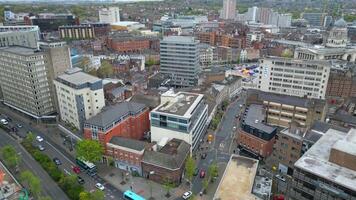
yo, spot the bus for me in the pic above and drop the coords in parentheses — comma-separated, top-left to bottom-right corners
(123, 190, 146, 200)
(76, 157, 97, 174)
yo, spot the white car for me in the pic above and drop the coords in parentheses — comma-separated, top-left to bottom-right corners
(36, 136, 44, 142)
(239, 104, 243, 108)
(182, 191, 192, 199)
(95, 183, 105, 191)
(0, 119, 8, 125)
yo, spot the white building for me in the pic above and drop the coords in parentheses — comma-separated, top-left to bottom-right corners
(221, 0, 236, 20)
(246, 6, 258, 22)
(54, 68, 105, 130)
(150, 90, 208, 151)
(258, 57, 331, 99)
(99, 7, 120, 24)
(277, 14, 292, 28)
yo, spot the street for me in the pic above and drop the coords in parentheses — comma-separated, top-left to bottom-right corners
(191, 93, 246, 196)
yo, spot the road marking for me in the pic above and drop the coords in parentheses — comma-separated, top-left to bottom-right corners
(45, 141, 75, 165)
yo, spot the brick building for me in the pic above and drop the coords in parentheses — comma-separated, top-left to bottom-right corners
(141, 139, 190, 185)
(326, 66, 356, 98)
(196, 32, 247, 48)
(83, 102, 150, 147)
(107, 32, 158, 53)
(237, 104, 277, 159)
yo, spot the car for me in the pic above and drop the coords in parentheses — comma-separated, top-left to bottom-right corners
(95, 183, 105, 191)
(275, 174, 286, 182)
(72, 166, 81, 174)
(182, 191, 193, 199)
(0, 119, 8, 125)
(53, 157, 61, 165)
(233, 126, 237, 130)
(239, 104, 243, 108)
(201, 153, 207, 159)
(38, 145, 45, 151)
(200, 170, 206, 178)
(16, 124, 23, 128)
(77, 176, 85, 184)
(193, 168, 199, 176)
(36, 136, 44, 142)
(87, 171, 97, 177)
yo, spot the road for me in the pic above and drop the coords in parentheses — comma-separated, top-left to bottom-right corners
(0, 129, 70, 200)
(191, 94, 246, 195)
(0, 105, 124, 200)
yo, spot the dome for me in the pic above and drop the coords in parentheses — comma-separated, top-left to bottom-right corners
(334, 18, 347, 28)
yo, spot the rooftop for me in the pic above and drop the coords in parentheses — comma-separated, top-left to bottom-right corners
(57, 68, 101, 87)
(295, 128, 356, 191)
(153, 90, 204, 117)
(162, 36, 197, 43)
(85, 102, 147, 128)
(108, 136, 147, 152)
(142, 139, 190, 170)
(244, 104, 276, 134)
(214, 155, 260, 200)
(0, 46, 40, 56)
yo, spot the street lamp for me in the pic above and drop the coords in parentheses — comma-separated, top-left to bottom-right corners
(149, 171, 155, 200)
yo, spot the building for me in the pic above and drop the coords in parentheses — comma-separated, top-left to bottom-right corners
(294, 46, 356, 62)
(289, 128, 356, 200)
(84, 102, 150, 146)
(99, 7, 120, 24)
(0, 26, 40, 48)
(25, 13, 79, 32)
(277, 14, 292, 28)
(59, 25, 95, 39)
(142, 138, 190, 185)
(326, 62, 356, 98)
(107, 32, 157, 53)
(221, 0, 236, 20)
(150, 90, 208, 151)
(237, 104, 277, 159)
(0, 45, 70, 120)
(106, 137, 147, 176)
(160, 36, 200, 87)
(246, 89, 327, 128)
(325, 18, 348, 48)
(301, 13, 327, 27)
(258, 57, 331, 99)
(54, 68, 105, 129)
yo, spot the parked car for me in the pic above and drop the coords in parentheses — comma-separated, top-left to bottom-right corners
(200, 170, 206, 178)
(182, 191, 192, 199)
(77, 176, 85, 184)
(72, 166, 81, 174)
(53, 157, 61, 165)
(201, 153, 207, 159)
(36, 136, 44, 142)
(239, 104, 243, 108)
(95, 183, 105, 191)
(87, 171, 97, 177)
(16, 124, 23, 128)
(276, 174, 286, 182)
(0, 119, 8, 125)
(193, 168, 199, 176)
(38, 145, 45, 151)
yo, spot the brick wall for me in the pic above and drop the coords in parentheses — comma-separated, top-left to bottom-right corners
(237, 129, 275, 158)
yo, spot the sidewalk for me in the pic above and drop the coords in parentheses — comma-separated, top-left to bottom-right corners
(97, 164, 189, 199)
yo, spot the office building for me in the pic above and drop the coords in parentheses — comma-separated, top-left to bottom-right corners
(246, 90, 327, 128)
(277, 14, 292, 28)
(83, 102, 150, 145)
(326, 62, 356, 98)
(99, 7, 120, 24)
(25, 13, 79, 32)
(59, 25, 95, 39)
(0, 26, 40, 48)
(54, 68, 105, 130)
(0, 46, 67, 120)
(258, 57, 331, 99)
(150, 90, 208, 151)
(237, 104, 277, 159)
(221, 0, 236, 20)
(160, 36, 200, 87)
(246, 6, 258, 22)
(301, 13, 326, 27)
(289, 128, 356, 200)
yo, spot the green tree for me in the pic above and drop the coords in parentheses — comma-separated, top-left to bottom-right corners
(76, 139, 104, 163)
(80, 57, 91, 72)
(88, 69, 98, 77)
(79, 190, 104, 200)
(1, 145, 21, 168)
(20, 170, 41, 198)
(97, 60, 114, 78)
(202, 178, 209, 194)
(24, 132, 35, 144)
(39, 196, 52, 200)
(163, 178, 174, 197)
(208, 162, 219, 181)
(185, 156, 196, 184)
(59, 175, 84, 200)
(281, 49, 293, 58)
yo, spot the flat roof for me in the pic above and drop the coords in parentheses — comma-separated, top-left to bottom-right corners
(57, 68, 101, 86)
(214, 155, 260, 200)
(152, 91, 203, 117)
(295, 128, 356, 191)
(0, 46, 39, 56)
(244, 104, 276, 134)
(162, 36, 197, 43)
(108, 136, 147, 151)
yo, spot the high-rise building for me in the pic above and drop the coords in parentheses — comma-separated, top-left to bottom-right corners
(277, 14, 292, 28)
(54, 68, 105, 130)
(0, 26, 40, 48)
(301, 12, 326, 27)
(221, 0, 236, 20)
(258, 57, 331, 99)
(160, 36, 200, 87)
(289, 128, 356, 200)
(150, 90, 208, 151)
(246, 6, 258, 22)
(99, 7, 120, 24)
(0, 44, 70, 120)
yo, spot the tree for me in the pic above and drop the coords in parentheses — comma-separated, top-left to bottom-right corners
(202, 178, 209, 194)
(163, 178, 174, 198)
(59, 175, 84, 200)
(88, 69, 98, 77)
(208, 162, 219, 182)
(20, 170, 41, 198)
(79, 190, 104, 200)
(39, 196, 52, 200)
(25, 132, 35, 144)
(281, 49, 293, 58)
(97, 60, 113, 78)
(185, 156, 196, 184)
(80, 57, 91, 72)
(76, 139, 104, 163)
(1, 145, 21, 168)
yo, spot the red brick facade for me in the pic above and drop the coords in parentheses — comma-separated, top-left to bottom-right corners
(237, 129, 275, 158)
(83, 109, 150, 147)
(107, 38, 151, 53)
(106, 146, 143, 167)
